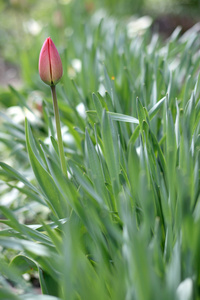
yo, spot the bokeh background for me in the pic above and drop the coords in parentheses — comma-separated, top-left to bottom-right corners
(0, 0, 200, 91)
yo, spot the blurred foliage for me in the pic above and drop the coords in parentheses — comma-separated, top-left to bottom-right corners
(0, 0, 199, 91)
(0, 0, 200, 299)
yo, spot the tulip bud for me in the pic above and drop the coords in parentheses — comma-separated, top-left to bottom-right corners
(39, 37, 63, 86)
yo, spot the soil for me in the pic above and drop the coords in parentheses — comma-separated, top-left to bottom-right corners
(0, 57, 22, 88)
(152, 13, 199, 37)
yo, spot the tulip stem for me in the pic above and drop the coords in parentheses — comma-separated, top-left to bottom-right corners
(51, 85, 68, 178)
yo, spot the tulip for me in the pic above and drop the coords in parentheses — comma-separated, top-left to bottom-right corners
(39, 37, 67, 177)
(39, 37, 63, 86)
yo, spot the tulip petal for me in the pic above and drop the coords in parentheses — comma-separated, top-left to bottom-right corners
(39, 37, 63, 86)
(49, 38, 63, 85)
(39, 38, 52, 85)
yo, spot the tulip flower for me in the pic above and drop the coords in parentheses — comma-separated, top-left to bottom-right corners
(39, 37, 67, 177)
(39, 37, 63, 86)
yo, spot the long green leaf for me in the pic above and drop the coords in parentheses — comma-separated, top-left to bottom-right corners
(25, 119, 64, 217)
(85, 129, 109, 207)
(102, 109, 120, 200)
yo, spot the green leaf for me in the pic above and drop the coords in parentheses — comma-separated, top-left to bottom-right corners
(39, 268, 59, 296)
(68, 160, 106, 208)
(86, 110, 139, 124)
(105, 91, 114, 111)
(136, 97, 146, 127)
(184, 92, 196, 138)
(50, 136, 60, 157)
(108, 112, 139, 124)
(6, 183, 45, 205)
(104, 65, 113, 98)
(0, 288, 21, 300)
(92, 93, 103, 122)
(128, 125, 140, 146)
(149, 96, 166, 119)
(25, 118, 65, 217)
(104, 66, 122, 113)
(102, 109, 120, 200)
(9, 85, 31, 113)
(0, 236, 50, 256)
(0, 205, 52, 246)
(128, 144, 140, 200)
(85, 129, 109, 207)
(149, 131, 167, 174)
(0, 162, 39, 194)
(0, 259, 27, 290)
(42, 100, 55, 137)
(194, 72, 200, 102)
(45, 156, 78, 214)
(10, 255, 38, 275)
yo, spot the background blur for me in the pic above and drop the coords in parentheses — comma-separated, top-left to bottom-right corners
(0, 0, 200, 92)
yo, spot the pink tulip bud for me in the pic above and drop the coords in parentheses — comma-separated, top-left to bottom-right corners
(39, 37, 63, 86)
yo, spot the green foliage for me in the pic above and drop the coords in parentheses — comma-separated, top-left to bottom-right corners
(0, 4, 200, 300)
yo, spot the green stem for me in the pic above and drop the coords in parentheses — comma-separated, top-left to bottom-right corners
(51, 85, 68, 178)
